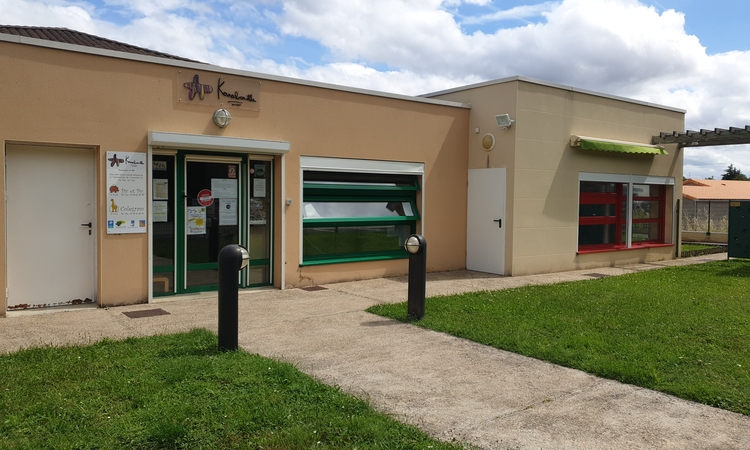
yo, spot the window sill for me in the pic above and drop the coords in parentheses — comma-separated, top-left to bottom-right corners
(577, 243, 674, 255)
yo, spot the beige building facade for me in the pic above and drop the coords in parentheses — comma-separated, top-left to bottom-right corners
(0, 30, 685, 316)
(430, 78, 684, 276)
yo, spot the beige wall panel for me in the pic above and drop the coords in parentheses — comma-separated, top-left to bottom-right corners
(276, 86, 469, 286)
(513, 197, 578, 229)
(574, 246, 675, 270)
(515, 108, 575, 143)
(296, 260, 408, 287)
(512, 226, 578, 258)
(509, 81, 683, 275)
(511, 253, 577, 276)
(1, 42, 470, 302)
(513, 168, 579, 200)
(430, 81, 519, 171)
(431, 81, 519, 274)
(514, 139, 567, 171)
(513, 246, 675, 276)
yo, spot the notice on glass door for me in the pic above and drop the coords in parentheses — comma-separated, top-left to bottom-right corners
(106, 151, 147, 234)
(153, 179, 169, 200)
(211, 178, 237, 199)
(219, 198, 238, 226)
(253, 178, 266, 198)
(153, 201, 168, 223)
(186, 206, 206, 235)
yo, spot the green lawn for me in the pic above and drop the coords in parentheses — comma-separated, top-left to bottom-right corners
(369, 260, 750, 416)
(681, 243, 717, 252)
(0, 330, 464, 450)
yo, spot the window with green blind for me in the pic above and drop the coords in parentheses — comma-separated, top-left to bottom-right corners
(302, 171, 420, 265)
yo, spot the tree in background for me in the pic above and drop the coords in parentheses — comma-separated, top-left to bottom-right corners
(722, 164, 748, 180)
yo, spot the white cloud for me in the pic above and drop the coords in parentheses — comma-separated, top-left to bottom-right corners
(0, 0, 98, 32)
(248, 59, 483, 96)
(4, 0, 750, 178)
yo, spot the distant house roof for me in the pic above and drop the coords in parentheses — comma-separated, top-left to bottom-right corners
(0, 25, 201, 63)
(683, 179, 750, 201)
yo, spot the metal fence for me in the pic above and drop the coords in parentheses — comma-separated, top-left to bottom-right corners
(682, 199, 728, 233)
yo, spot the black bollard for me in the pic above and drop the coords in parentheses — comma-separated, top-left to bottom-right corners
(404, 234, 427, 320)
(218, 244, 249, 351)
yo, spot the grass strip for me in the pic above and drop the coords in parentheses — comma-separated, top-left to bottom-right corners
(0, 329, 464, 450)
(681, 243, 719, 252)
(369, 260, 750, 416)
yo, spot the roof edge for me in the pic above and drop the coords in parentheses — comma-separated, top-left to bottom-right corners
(422, 75, 686, 114)
(0, 32, 471, 110)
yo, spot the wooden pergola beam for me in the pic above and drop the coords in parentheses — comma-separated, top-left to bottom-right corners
(652, 125, 750, 147)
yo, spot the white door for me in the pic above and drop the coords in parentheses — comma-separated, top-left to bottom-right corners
(6, 145, 95, 310)
(467, 168, 506, 274)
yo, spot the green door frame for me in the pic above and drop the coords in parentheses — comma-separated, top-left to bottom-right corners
(153, 150, 273, 296)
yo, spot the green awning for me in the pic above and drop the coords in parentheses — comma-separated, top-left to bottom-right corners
(570, 135, 667, 155)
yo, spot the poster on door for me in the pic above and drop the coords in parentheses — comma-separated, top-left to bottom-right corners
(106, 151, 147, 234)
(219, 198, 237, 226)
(186, 206, 207, 235)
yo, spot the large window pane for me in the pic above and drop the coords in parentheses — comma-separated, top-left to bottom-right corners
(302, 170, 419, 264)
(303, 201, 414, 219)
(303, 224, 412, 258)
(304, 171, 416, 187)
(633, 184, 662, 198)
(632, 222, 661, 242)
(578, 179, 667, 252)
(579, 203, 615, 217)
(152, 155, 175, 294)
(633, 200, 661, 219)
(579, 224, 618, 246)
(581, 182, 616, 193)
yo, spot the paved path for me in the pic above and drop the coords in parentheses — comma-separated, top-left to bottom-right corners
(3, 252, 748, 449)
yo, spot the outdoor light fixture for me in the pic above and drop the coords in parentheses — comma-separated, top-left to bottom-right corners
(495, 114, 515, 129)
(404, 235, 423, 255)
(239, 245, 250, 269)
(481, 133, 496, 151)
(213, 108, 232, 128)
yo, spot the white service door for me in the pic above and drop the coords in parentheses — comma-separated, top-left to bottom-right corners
(467, 168, 506, 274)
(6, 145, 95, 310)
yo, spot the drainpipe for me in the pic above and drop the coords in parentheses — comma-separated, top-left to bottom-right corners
(674, 198, 682, 258)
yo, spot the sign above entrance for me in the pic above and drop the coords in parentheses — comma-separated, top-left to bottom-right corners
(177, 71, 261, 111)
(106, 151, 147, 234)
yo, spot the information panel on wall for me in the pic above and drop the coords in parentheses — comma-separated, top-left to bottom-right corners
(107, 151, 147, 234)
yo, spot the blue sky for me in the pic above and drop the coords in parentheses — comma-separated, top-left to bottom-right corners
(2, 0, 750, 179)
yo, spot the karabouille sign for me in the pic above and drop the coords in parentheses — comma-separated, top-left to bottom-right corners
(177, 72, 261, 111)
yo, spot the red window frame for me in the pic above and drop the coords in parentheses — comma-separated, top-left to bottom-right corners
(630, 185, 666, 245)
(578, 182, 667, 253)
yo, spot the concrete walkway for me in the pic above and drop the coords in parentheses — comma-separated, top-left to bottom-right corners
(3, 252, 749, 449)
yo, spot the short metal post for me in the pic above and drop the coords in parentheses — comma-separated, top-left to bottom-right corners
(218, 244, 249, 352)
(404, 234, 427, 320)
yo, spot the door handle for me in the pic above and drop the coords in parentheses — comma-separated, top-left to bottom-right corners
(80, 222, 92, 228)
(493, 219, 502, 228)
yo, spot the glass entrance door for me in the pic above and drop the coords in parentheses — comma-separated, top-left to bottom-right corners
(152, 152, 273, 296)
(184, 159, 241, 291)
(247, 160, 272, 286)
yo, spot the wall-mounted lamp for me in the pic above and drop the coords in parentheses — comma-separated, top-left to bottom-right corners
(481, 133, 496, 151)
(213, 108, 232, 128)
(495, 114, 515, 130)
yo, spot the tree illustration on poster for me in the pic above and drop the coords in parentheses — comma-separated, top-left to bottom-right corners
(106, 151, 147, 234)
